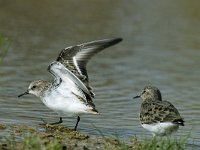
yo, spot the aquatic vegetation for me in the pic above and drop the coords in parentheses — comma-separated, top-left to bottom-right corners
(0, 34, 10, 64)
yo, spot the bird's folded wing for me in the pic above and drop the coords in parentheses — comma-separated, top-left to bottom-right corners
(141, 101, 182, 124)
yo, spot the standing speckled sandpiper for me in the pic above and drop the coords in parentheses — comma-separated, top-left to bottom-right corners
(18, 38, 122, 131)
(133, 86, 184, 136)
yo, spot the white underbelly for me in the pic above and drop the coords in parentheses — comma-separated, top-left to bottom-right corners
(141, 122, 179, 136)
(42, 89, 88, 117)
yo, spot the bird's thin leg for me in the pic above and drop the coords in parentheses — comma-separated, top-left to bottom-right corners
(50, 117, 63, 125)
(74, 116, 80, 131)
(40, 117, 63, 125)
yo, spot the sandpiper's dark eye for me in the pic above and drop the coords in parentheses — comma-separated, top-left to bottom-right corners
(32, 85, 36, 89)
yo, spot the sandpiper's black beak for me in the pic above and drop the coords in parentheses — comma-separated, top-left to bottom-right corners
(18, 91, 29, 97)
(133, 95, 140, 99)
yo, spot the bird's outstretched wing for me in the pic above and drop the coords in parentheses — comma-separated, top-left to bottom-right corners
(48, 61, 91, 97)
(48, 61, 96, 108)
(56, 38, 122, 97)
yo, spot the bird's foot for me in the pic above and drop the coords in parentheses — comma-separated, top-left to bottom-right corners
(39, 117, 63, 126)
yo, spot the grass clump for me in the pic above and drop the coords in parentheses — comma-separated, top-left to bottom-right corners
(22, 133, 62, 150)
(2, 133, 63, 150)
(130, 136, 187, 150)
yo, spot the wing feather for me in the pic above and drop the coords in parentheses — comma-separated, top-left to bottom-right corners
(56, 38, 122, 97)
(48, 61, 91, 97)
(140, 101, 183, 124)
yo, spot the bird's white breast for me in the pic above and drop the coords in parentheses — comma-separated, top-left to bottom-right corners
(41, 82, 89, 117)
(141, 122, 179, 136)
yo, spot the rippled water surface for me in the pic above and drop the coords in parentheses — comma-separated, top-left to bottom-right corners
(0, 0, 200, 147)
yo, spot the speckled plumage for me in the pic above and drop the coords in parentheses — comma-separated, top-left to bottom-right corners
(134, 86, 184, 136)
(140, 100, 183, 125)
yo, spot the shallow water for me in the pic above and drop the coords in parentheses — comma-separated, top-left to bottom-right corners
(0, 0, 200, 147)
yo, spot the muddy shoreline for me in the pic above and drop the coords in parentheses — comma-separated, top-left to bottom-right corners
(0, 123, 136, 149)
(0, 123, 188, 149)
